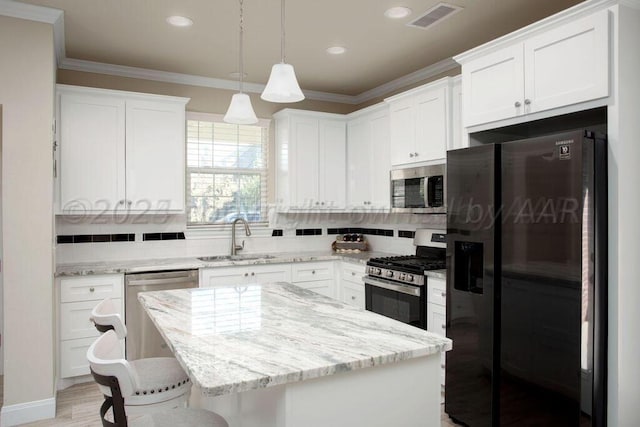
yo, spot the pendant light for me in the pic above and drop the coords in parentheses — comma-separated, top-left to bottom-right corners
(261, 0, 304, 103)
(224, 0, 258, 124)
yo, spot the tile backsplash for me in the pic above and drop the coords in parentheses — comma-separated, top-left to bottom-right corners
(55, 210, 446, 264)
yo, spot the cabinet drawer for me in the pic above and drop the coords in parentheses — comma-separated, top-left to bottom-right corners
(341, 263, 366, 284)
(292, 262, 334, 282)
(60, 298, 122, 340)
(427, 277, 446, 307)
(341, 284, 365, 309)
(60, 337, 97, 378)
(60, 274, 123, 303)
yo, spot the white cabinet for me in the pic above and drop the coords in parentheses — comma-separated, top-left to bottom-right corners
(426, 277, 447, 403)
(386, 77, 453, 166)
(450, 76, 466, 150)
(459, 10, 609, 128)
(58, 274, 124, 379)
(291, 261, 336, 298)
(346, 104, 391, 209)
(57, 85, 189, 213)
(274, 109, 347, 210)
(200, 264, 292, 288)
(339, 262, 366, 309)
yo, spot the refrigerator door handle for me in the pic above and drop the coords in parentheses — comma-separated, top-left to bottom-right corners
(424, 177, 431, 208)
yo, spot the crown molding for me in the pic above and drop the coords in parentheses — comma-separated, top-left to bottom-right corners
(0, 0, 65, 64)
(352, 58, 459, 104)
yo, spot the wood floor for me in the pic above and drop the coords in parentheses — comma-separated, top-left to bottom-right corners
(0, 376, 459, 426)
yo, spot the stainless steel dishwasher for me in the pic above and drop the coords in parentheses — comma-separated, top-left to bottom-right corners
(125, 269, 198, 360)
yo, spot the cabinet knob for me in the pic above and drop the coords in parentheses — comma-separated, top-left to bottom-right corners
(351, 272, 356, 276)
(351, 296, 356, 300)
(127, 200, 132, 206)
(244, 273, 249, 277)
(312, 270, 316, 274)
(524, 98, 531, 105)
(321, 202, 325, 206)
(89, 287, 95, 293)
(315, 202, 320, 205)
(441, 324, 446, 329)
(441, 292, 446, 298)
(409, 153, 414, 158)
(251, 272, 255, 276)
(440, 364, 446, 369)
(414, 152, 419, 157)
(118, 200, 125, 205)
(514, 101, 522, 108)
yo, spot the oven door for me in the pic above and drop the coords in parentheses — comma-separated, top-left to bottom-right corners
(364, 276, 427, 329)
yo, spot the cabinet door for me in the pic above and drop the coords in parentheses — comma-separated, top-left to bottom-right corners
(341, 284, 365, 309)
(427, 302, 446, 337)
(524, 9, 609, 114)
(250, 264, 292, 284)
(389, 98, 415, 166)
(60, 337, 100, 378)
(415, 87, 448, 162)
(450, 78, 466, 150)
(369, 111, 391, 207)
(319, 120, 346, 209)
(200, 267, 248, 288)
(463, 44, 524, 127)
(292, 261, 335, 282)
(291, 117, 319, 208)
(346, 119, 372, 207)
(125, 99, 185, 212)
(59, 93, 126, 212)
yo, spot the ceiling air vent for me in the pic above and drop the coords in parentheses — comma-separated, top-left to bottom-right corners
(407, 2, 463, 30)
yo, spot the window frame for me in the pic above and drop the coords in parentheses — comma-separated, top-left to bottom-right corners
(185, 112, 271, 229)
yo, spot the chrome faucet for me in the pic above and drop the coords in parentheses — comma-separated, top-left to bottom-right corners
(231, 218, 251, 255)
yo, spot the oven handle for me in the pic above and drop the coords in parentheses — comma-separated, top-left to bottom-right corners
(363, 277, 421, 297)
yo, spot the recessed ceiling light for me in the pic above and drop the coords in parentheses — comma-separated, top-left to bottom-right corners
(384, 6, 412, 19)
(326, 46, 347, 55)
(166, 16, 193, 27)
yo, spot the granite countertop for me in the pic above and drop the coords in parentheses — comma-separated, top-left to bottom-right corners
(138, 282, 452, 397)
(55, 250, 395, 277)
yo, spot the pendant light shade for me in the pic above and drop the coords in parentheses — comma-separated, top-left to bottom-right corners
(261, 63, 304, 103)
(224, 0, 258, 125)
(224, 93, 258, 124)
(261, 0, 305, 103)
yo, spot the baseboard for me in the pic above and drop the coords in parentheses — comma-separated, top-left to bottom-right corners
(0, 397, 56, 426)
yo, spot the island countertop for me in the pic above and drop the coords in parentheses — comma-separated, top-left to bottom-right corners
(138, 282, 452, 397)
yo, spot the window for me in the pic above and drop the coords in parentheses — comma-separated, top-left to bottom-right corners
(186, 112, 269, 226)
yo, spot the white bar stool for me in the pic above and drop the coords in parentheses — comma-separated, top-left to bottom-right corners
(90, 298, 192, 414)
(88, 330, 228, 427)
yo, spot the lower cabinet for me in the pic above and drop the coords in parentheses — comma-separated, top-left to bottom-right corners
(291, 261, 336, 298)
(340, 262, 366, 309)
(426, 277, 447, 403)
(200, 264, 292, 287)
(58, 274, 124, 379)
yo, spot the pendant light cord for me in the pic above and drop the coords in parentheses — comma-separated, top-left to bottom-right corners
(239, 0, 245, 93)
(281, 0, 286, 64)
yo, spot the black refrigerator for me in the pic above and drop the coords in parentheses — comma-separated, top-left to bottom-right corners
(445, 130, 607, 427)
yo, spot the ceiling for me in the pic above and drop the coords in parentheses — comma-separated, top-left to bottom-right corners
(19, 0, 583, 98)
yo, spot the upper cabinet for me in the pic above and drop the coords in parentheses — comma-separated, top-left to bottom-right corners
(458, 9, 609, 128)
(274, 109, 347, 210)
(56, 85, 189, 214)
(385, 77, 454, 166)
(346, 104, 390, 209)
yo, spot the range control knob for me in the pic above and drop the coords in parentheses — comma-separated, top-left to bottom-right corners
(399, 273, 406, 281)
(386, 270, 394, 278)
(406, 274, 414, 282)
(375, 268, 382, 275)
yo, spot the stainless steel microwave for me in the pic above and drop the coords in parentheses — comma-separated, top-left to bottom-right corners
(390, 164, 446, 213)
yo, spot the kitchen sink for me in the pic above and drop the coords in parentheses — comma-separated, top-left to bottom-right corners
(198, 254, 277, 262)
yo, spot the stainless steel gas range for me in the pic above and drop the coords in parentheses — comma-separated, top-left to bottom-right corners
(364, 229, 446, 330)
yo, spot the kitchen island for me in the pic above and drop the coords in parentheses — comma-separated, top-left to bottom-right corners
(138, 282, 451, 427)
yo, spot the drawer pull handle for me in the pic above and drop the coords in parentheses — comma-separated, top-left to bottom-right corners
(89, 287, 95, 293)
(441, 292, 446, 298)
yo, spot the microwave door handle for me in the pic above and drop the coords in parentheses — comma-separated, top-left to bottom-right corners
(424, 177, 431, 208)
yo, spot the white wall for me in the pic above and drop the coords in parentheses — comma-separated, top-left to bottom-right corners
(0, 14, 55, 424)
